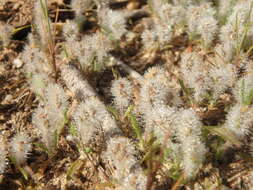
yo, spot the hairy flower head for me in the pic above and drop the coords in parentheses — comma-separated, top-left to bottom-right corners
(225, 104, 253, 138)
(111, 78, 133, 111)
(0, 137, 7, 173)
(10, 133, 32, 165)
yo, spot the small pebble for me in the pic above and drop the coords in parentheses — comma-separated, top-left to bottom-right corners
(13, 58, 23, 68)
(127, 1, 140, 10)
(4, 94, 12, 103)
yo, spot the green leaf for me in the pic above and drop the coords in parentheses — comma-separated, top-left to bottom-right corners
(84, 147, 93, 153)
(244, 88, 253, 106)
(56, 110, 69, 143)
(124, 105, 133, 118)
(203, 126, 242, 146)
(106, 105, 119, 120)
(33, 142, 49, 153)
(236, 1, 253, 55)
(75, 15, 87, 33)
(11, 25, 31, 36)
(68, 122, 78, 137)
(18, 167, 29, 181)
(239, 78, 253, 106)
(111, 67, 119, 79)
(178, 79, 193, 105)
(141, 141, 160, 163)
(9, 156, 29, 180)
(66, 159, 83, 180)
(126, 107, 142, 141)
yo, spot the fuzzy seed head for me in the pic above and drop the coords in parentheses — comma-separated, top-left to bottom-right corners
(63, 20, 79, 40)
(210, 63, 236, 99)
(32, 83, 68, 153)
(34, 0, 52, 47)
(103, 136, 137, 180)
(10, 133, 32, 165)
(29, 73, 49, 97)
(141, 29, 157, 49)
(225, 104, 253, 138)
(71, 0, 93, 15)
(99, 8, 127, 40)
(180, 52, 212, 102)
(22, 45, 51, 75)
(139, 79, 169, 114)
(74, 97, 118, 143)
(73, 101, 100, 145)
(0, 137, 7, 173)
(175, 109, 206, 178)
(0, 22, 14, 46)
(60, 64, 97, 101)
(45, 83, 68, 128)
(176, 109, 202, 139)
(65, 32, 112, 71)
(138, 66, 173, 114)
(120, 170, 147, 190)
(111, 78, 133, 110)
(145, 105, 177, 141)
(198, 16, 218, 48)
(156, 23, 173, 46)
(234, 72, 253, 105)
(186, 3, 216, 35)
(158, 3, 185, 26)
(182, 137, 206, 178)
(218, 0, 235, 19)
(32, 105, 56, 152)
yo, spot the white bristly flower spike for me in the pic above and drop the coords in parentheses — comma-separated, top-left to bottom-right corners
(30, 73, 49, 98)
(138, 66, 172, 115)
(0, 137, 7, 173)
(45, 83, 68, 128)
(64, 32, 112, 71)
(180, 52, 211, 102)
(60, 64, 97, 101)
(73, 100, 101, 145)
(111, 77, 133, 111)
(149, 0, 186, 26)
(141, 28, 157, 49)
(32, 83, 68, 153)
(62, 20, 79, 41)
(219, 1, 253, 61)
(175, 109, 207, 178)
(218, 0, 235, 19)
(224, 104, 253, 139)
(98, 7, 127, 40)
(234, 72, 253, 105)
(71, 0, 93, 15)
(10, 133, 32, 166)
(210, 63, 236, 100)
(144, 105, 178, 141)
(102, 136, 139, 182)
(33, 105, 56, 153)
(197, 15, 218, 49)
(21, 43, 51, 97)
(34, 0, 53, 48)
(120, 169, 147, 190)
(21, 45, 51, 75)
(186, 3, 216, 38)
(0, 22, 14, 46)
(73, 97, 119, 142)
(155, 23, 172, 46)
